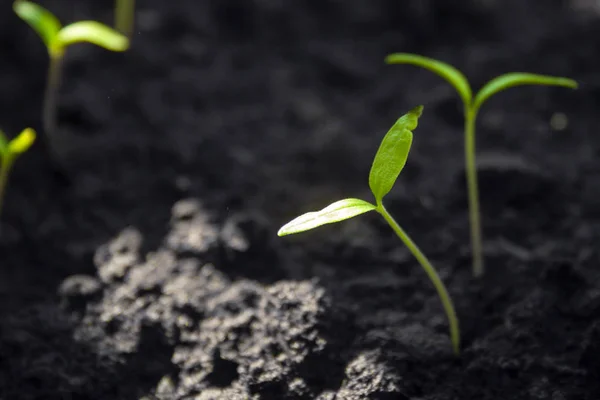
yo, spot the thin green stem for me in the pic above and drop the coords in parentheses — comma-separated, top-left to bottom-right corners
(465, 106, 484, 277)
(0, 156, 15, 217)
(377, 202, 460, 355)
(43, 54, 63, 148)
(115, 0, 136, 39)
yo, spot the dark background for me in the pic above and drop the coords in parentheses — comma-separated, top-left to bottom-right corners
(1, 0, 600, 399)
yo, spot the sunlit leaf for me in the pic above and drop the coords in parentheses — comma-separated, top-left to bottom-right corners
(13, 1, 62, 53)
(385, 53, 472, 106)
(7, 128, 36, 154)
(58, 21, 129, 51)
(277, 198, 376, 236)
(369, 106, 421, 203)
(473, 73, 578, 112)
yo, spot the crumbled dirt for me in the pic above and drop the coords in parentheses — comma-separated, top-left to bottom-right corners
(2, 0, 600, 398)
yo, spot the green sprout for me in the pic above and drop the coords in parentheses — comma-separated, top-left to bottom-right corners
(114, 0, 136, 39)
(0, 128, 36, 217)
(13, 1, 129, 156)
(278, 106, 460, 355)
(385, 53, 578, 277)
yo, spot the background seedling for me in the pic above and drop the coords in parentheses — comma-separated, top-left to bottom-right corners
(114, 0, 136, 39)
(0, 128, 36, 217)
(385, 53, 577, 277)
(278, 106, 460, 355)
(13, 1, 129, 160)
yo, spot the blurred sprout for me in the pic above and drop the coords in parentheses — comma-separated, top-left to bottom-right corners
(13, 1, 129, 160)
(0, 128, 36, 216)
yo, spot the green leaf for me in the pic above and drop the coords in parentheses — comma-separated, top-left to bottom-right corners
(473, 73, 578, 112)
(13, 1, 62, 53)
(369, 106, 421, 203)
(58, 21, 129, 51)
(277, 198, 376, 236)
(385, 53, 473, 106)
(7, 128, 36, 154)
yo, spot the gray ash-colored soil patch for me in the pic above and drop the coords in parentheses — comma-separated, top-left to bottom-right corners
(57, 206, 359, 399)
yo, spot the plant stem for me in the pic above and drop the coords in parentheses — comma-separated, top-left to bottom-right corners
(0, 156, 15, 217)
(43, 54, 63, 149)
(115, 0, 136, 39)
(377, 202, 460, 355)
(465, 106, 483, 277)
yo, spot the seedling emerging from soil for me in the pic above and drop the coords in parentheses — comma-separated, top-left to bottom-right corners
(114, 0, 136, 39)
(385, 53, 577, 277)
(0, 128, 36, 216)
(278, 106, 460, 355)
(13, 1, 129, 157)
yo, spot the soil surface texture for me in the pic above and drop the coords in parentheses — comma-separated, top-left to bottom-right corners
(2, 0, 600, 399)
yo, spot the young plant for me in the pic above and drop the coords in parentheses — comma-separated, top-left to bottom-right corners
(114, 0, 136, 39)
(13, 1, 129, 158)
(0, 128, 36, 217)
(278, 106, 460, 355)
(385, 53, 577, 277)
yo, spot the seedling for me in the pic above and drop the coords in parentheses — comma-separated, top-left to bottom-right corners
(114, 0, 136, 39)
(0, 128, 36, 217)
(385, 53, 577, 277)
(278, 106, 460, 355)
(13, 1, 129, 158)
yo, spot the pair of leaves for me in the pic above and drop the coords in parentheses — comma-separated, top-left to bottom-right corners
(0, 128, 36, 160)
(14, 1, 129, 57)
(277, 106, 422, 236)
(384, 53, 578, 112)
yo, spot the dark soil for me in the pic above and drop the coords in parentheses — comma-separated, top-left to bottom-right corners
(2, 0, 600, 398)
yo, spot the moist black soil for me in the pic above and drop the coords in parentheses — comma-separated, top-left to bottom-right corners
(2, 0, 600, 399)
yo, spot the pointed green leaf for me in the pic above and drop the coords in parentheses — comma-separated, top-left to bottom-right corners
(369, 106, 421, 203)
(7, 128, 36, 154)
(385, 53, 473, 106)
(277, 198, 376, 236)
(13, 1, 62, 53)
(58, 21, 129, 51)
(473, 73, 578, 112)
